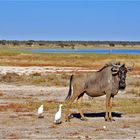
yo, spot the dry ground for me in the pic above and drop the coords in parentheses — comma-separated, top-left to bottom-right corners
(0, 66, 140, 139)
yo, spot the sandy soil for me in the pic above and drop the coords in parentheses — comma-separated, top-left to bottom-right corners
(0, 66, 140, 139)
(0, 66, 96, 75)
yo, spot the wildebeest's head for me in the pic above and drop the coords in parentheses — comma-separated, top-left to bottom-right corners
(111, 63, 133, 90)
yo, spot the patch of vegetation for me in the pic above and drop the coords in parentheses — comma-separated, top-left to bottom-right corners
(0, 101, 62, 112)
(0, 48, 21, 56)
(112, 98, 140, 114)
(127, 89, 140, 97)
(129, 81, 140, 87)
(0, 73, 69, 86)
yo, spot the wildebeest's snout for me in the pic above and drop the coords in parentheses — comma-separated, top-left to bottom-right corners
(119, 80, 126, 90)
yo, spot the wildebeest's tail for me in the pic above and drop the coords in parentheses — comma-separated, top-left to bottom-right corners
(65, 75, 73, 101)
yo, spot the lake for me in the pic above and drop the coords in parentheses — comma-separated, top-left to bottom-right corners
(29, 49, 140, 54)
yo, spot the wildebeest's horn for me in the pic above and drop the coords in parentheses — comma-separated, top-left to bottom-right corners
(112, 62, 125, 68)
(112, 64, 121, 68)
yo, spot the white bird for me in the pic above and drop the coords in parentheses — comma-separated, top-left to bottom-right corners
(37, 105, 44, 118)
(54, 104, 63, 124)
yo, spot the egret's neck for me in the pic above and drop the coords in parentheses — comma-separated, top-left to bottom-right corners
(59, 106, 62, 112)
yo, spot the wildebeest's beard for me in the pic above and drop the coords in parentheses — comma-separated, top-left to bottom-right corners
(119, 77, 126, 90)
(118, 66, 127, 90)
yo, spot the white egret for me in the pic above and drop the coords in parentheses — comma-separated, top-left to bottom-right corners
(54, 104, 63, 124)
(38, 105, 44, 118)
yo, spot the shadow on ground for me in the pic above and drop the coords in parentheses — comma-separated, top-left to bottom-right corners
(72, 112, 122, 119)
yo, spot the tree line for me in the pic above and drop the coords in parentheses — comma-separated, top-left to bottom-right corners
(0, 40, 140, 47)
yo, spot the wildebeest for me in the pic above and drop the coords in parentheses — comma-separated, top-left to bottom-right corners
(65, 62, 133, 122)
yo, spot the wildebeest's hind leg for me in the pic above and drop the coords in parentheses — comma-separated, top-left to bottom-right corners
(65, 94, 79, 122)
(76, 92, 87, 121)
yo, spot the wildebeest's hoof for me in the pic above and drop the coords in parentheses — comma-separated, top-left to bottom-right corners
(55, 121, 62, 125)
(38, 116, 44, 119)
(68, 114, 74, 119)
(105, 118, 110, 122)
(65, 119, 70, 122)
(109, 118, 115, 121)
(80, 117, 88, 121)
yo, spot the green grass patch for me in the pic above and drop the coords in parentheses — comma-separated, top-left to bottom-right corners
(0, 48, 22, 56)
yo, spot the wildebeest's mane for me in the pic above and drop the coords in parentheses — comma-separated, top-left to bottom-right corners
(97, 61, 121, 72)
(97, 65, 110, 72)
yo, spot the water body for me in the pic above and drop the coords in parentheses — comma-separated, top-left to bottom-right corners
(29, 49, 140, 54)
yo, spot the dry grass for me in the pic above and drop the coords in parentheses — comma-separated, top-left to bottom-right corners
(0, 48, 140, 70)
(129, 81, 140, 87)
(76, 97, 140, 114)
(0, 73, 69, 86)
(0, 101, 61, 112)
(0, 97, 140, 114)
(113, 98, 140, 114)
(127, 89, 140, 97)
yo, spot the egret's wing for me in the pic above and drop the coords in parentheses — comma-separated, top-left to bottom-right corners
(38, 107, 43, 114)
(55, 111, 61, 121)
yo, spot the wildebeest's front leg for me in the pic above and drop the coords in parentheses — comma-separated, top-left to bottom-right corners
(109, 97, 115, 121)
(105, 93, 111, 121)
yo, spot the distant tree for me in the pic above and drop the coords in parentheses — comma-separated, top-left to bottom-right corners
(58, 42, 64, 48)
(25, 42, 31, 46)
(13, 41, 19, 46)
(109, 43, 115, 47)
(39, 43, 45, 46)
(25, 40, 34, 46)
(122, 43, 127, 47)
(0, 40, 6, 45)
